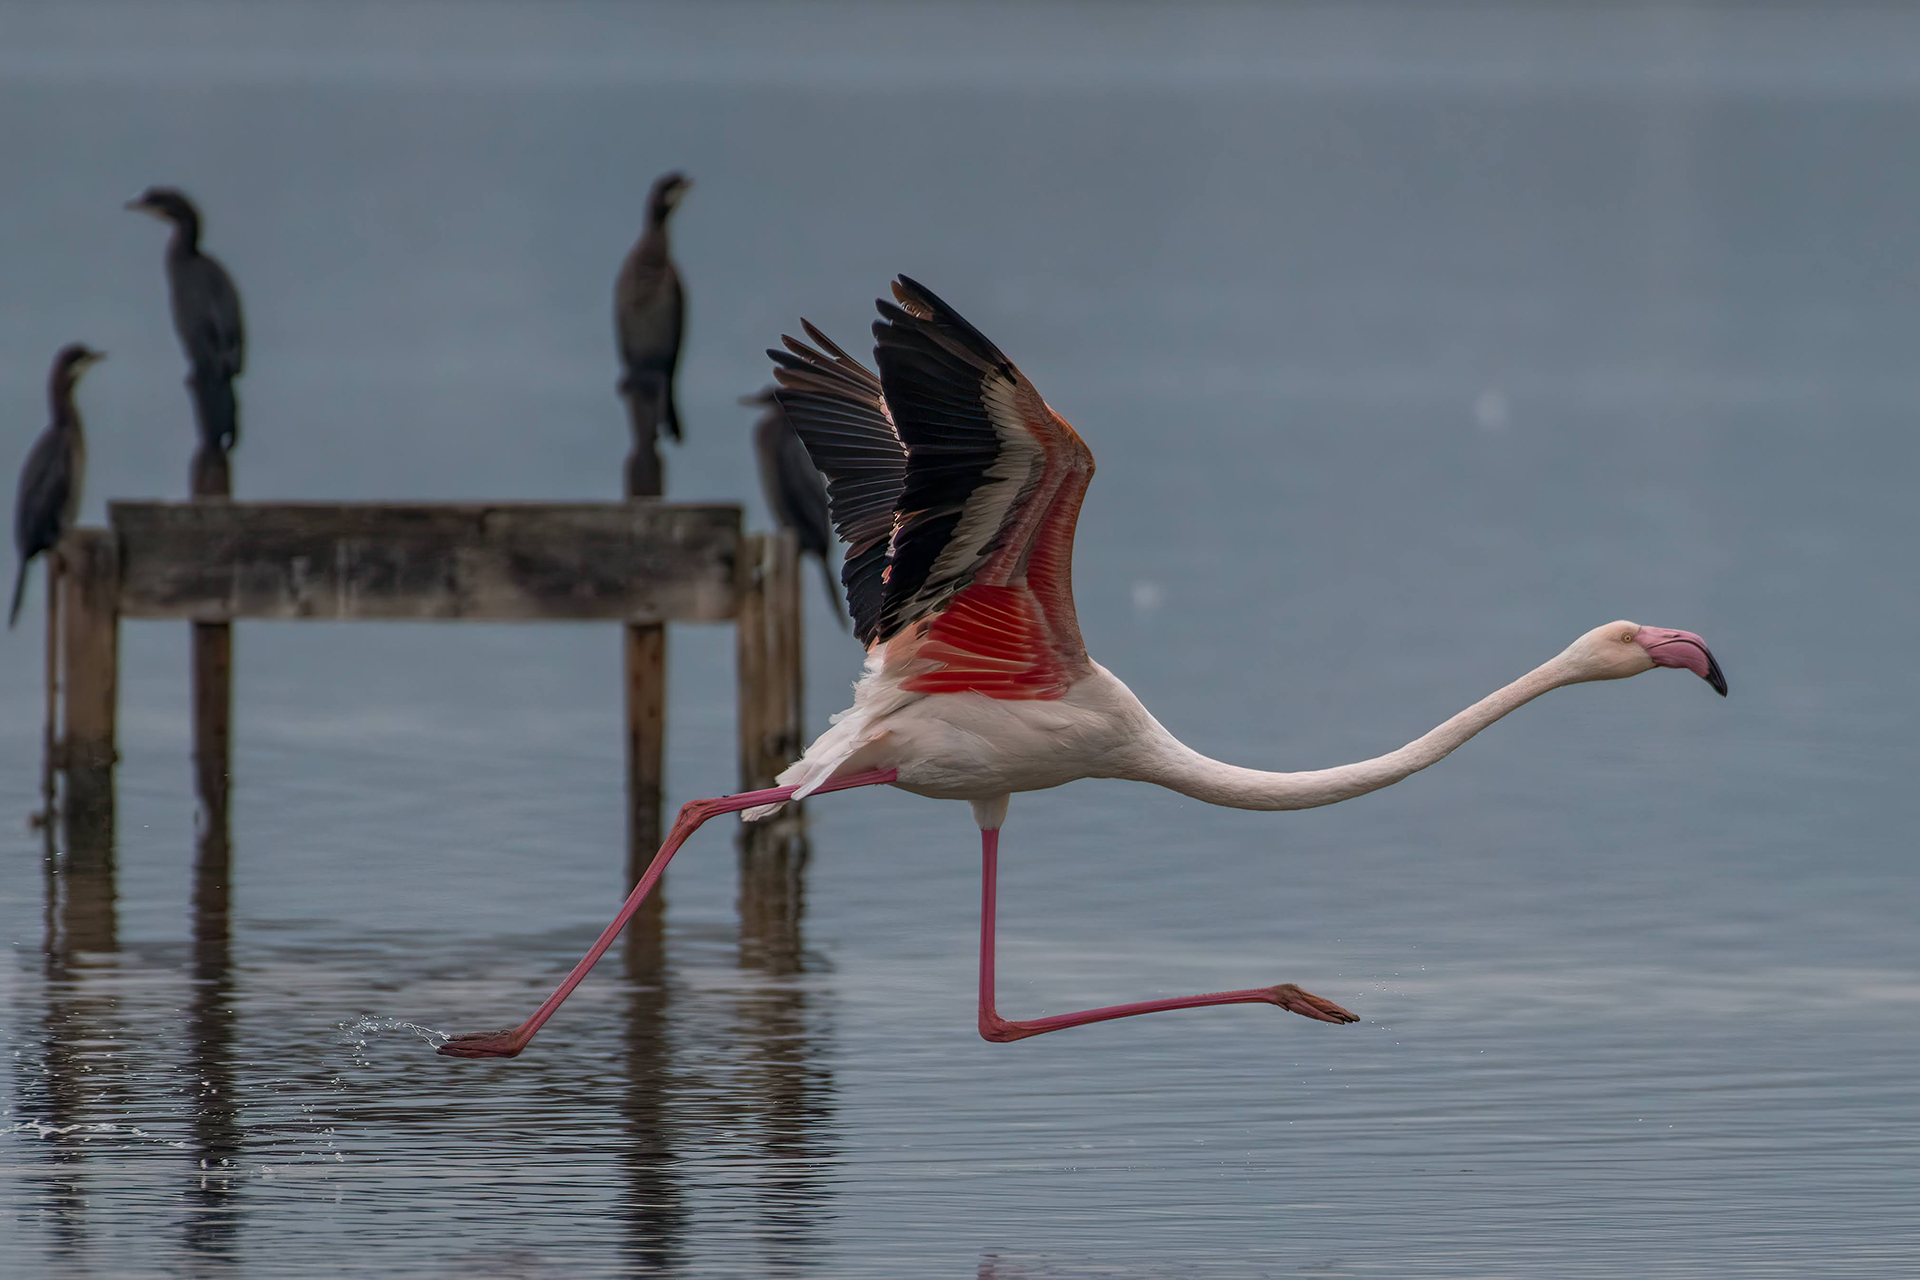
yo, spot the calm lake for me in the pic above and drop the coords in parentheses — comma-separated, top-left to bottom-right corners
(3, 2, 1917, 1275)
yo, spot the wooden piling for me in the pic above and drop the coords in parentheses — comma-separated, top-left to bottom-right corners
(193, 623, 232, 837)
(191, 445, 233, 841)
(736, 531, 808, 957)
(36, 562, 60, 835)
(735, 533, 770, 793)
(57, 529, 118, 860)
(734, 530, 805, 790)
(624, 386, 669, 968)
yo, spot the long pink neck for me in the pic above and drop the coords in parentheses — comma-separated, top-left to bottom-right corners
(1132, 659, 1573, 812)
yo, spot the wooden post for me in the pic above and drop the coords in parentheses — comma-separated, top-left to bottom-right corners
(58, 529, 118, 862)
(191, 444, 232, 842)
(735, 534, 768, 792)
(734, 530, 805, 794)
(767, 531, 804, 768)
(193, 624, 232, 836)
(624, 379, 669, 969)
(36, 560, 60, 835)
(736, 532, 808, 965)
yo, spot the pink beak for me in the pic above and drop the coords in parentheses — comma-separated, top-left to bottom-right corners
(1635, 627, 1728, 696)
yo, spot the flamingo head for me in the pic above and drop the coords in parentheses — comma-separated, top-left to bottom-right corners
(1561, 620, 1728, 696)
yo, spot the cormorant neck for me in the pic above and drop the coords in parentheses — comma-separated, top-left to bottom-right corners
(1129, 658, 1576, 811)
(48, 374, 83, 431)
(169, 211, 202, 255)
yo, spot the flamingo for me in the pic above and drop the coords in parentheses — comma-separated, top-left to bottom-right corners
(438, 277, 1727, 1059)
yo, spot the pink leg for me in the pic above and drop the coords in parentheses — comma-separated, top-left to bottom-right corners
(975, 827, 1358, 1043)
(438, 767, 899, 1059)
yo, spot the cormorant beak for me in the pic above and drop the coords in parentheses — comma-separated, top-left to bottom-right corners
(739, 389, 777, 407)
(1635, 627, 1728, 697)
(124, 197, 160, 217)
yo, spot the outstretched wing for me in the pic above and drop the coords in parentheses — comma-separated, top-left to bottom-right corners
(768, 321, 906, 645)
(870, 276, 1094, 698)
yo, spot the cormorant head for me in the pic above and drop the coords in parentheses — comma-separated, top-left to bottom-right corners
(124, 186, 202, 229)
(54, 344, 107, 378)
(49, 343, 105, 403)
(647, 171, 692, 223)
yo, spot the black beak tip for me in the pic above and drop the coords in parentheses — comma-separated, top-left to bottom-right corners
(1706, 657, 1729, 698)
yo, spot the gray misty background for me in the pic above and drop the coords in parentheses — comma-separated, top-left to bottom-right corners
(2, 3, 1917, 1277)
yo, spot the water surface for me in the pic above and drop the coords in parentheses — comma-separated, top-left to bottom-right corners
(3, 3, 1918, 1275)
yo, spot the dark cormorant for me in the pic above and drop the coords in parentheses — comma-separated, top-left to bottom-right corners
(126, 187, 246, 451)
(743, 387, 845, 623)
(11, 344, 105, 628)
(614, 172, 690, 444)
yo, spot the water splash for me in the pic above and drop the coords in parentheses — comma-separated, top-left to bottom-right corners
(4, 1120, 190, 1148)
(338, 1015, 450, 1048)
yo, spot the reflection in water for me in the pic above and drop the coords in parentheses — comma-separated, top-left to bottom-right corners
(736, 827, 836, 1272)
(185, 822, 243, 1258)
(616, 825, 839, 1272)
(737, 823, 810, 977)
(21, 814, 121, 1260)
(13, 806, 842, 1274)
(50, 787, 116, 955)
(17, 816, 246, 1267)
(621, 976, 687, 1274)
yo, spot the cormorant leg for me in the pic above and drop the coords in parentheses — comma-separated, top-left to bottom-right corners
(974, 827, 1358, 1043)
(438, 767, 899, 1059)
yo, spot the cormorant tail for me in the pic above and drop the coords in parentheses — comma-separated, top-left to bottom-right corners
(8, 559, 29, 630)
(620, 371, 678, 446)
(663, 376, 682, 442)
(188, 368, 238, 451)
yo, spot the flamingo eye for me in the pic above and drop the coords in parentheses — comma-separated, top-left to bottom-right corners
(1621, 631, 1634, 643)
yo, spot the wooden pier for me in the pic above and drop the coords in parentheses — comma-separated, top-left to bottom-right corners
(41, 500, 810, 907)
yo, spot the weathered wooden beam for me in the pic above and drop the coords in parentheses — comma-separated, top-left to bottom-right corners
(109, 502, 741, 623)
(58, 529, 118, 859)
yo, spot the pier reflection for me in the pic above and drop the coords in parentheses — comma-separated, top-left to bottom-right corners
(12, 807, 841, 1272)
(17, 814, 248, 1264)
(620, 973, 687, 1274)
(184, 822, 243, 1257)
(613, 824, 837, 1271)
(18, 814, 121, 1259)
(735, 826, 836, 1271)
